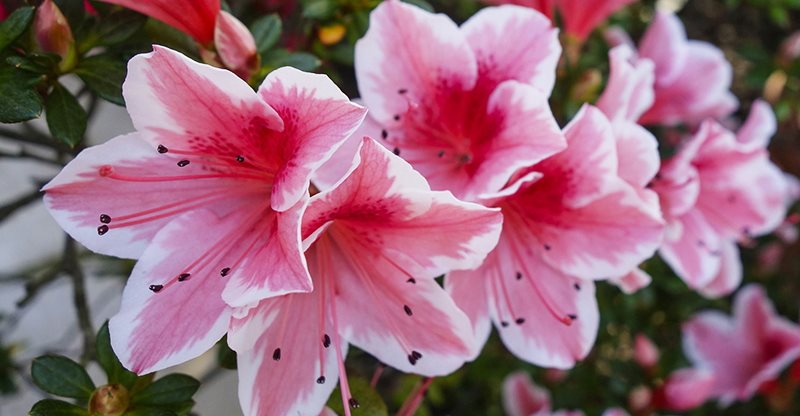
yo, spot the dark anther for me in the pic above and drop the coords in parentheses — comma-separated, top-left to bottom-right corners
(393, 147, 401, 156)
(516, 272, 523, 280)
(99, 214, 111, 224)
(411, 350, 422, 360)
(323, 334, 331, 348)
(157, 144, 168, 153)
(697, 240, 705, 247)
(97, 225, 109, 235)
(393, 114, 401, 121)
(403, 305, 413, 316)
(236, 155, 245, 163)
(272, 348, 281, 361)
(407, 353, 418, 365)
(178, 273, 191, 282)
(500, 321, 509, 327)
(515, 318, 525, 325)
(148, 284, 164, 293)
(177, 160, 190, 167)
(381, 129, 388, 139)
(567, 314, 578, 320)
(398, 88, 408, 94)
(543, 244, 551, 251)
(349, 398, 360, 409)
(316, 376, 326, 384)
(407, 278, 416, 284)
(437, 150, 445, 158)
(220, 267, 230, 277)
(573, 283, 581, 291)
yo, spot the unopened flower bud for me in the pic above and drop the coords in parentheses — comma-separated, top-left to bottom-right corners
(34, 0, 76, 69)
(633, 333, 659, 368)
(215, 11, 259, 80)
(88, 384, 130, 416)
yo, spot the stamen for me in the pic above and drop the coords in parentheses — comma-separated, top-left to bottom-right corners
(403, 305, 413, 316)
(157, 144, 169, 153)
(515, 272, 522, 280)
(220, 267, 230, 277)
(393, 147, 401, 156)
(398, 89, 408, 94)
(543, 244, 551, 251)
(323, 334, 331, 348)
(99, 214, 111, 224)
(317, 376, 326, 384)
(349, 398, 360, 409)
(97, 225, 109, 235)
(177, 273, 191, 282)
(574, 283, 581, 291)
(406, 278, 416, 284)
(381, 130, 388, 140)
(272, 348, 281, 361)
(567, 314, 578, 320)
(437, 150, 445, 158)
(148, 284, 163, 292)
(515, 318, 525, 325)
(393, 115, 401, 121)
(236, 155, 245, 163)
(177, 160, 190, 167)
(500, 321, 509, 327)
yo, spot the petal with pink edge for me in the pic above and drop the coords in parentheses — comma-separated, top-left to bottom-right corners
(737, 100, 776, 151)
(355, 0, 477, 124)
(597, 45, 655, 122)
(109, 209, 235, 374)
(659, 211, 721, 289)
(42, 133, 260, 259)
(696, 241, 741, 299)
(228, 292, 341, 416)
(258, 66, 368, 211)
(461, 5, 560, 94)
(681, 310, 743, 402)
(608, 268, 652, 294)
(444, 269, 493, 360)
(221, 198, 312, 307)
(612, 121, 660, 188)
(502, 371, 551, 416)
(639, 12, 687, 86)
(658, 368, 715, 411)
(100, 0, 219, 44)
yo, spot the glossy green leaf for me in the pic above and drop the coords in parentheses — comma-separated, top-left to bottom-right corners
(45, 83, 87, 147)
(89, 10, 147, 48)
(302, 0, 337, 20)
(74, 54, 126, 105)
(131, 374, 199, 406)
(275, 51, 321, 72)
(328, 376, 388, 416)
(95, 322, 137, 388)
(31, 355, 95, 401)
(0, 7, 35, 52)
(251, 14, 282, 53)
(28, 399, 88, 416)
(216, 336, 237, 370)
(0, 65, 43, 123)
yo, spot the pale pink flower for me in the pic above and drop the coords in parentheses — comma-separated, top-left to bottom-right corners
(652, 101, 788, 297)
(638, 11, 738, 126)
(653, 368, 715, 411)
(502, 371, 586, 416)
(100, 0, 258, 78)
(42, 46, 366, 372)
(682, 285, 800, 405)
(633, 333, 659, 368)
(448, 106, 664, 368)
(229, 138, 502, 416)
(353, 0, 565, 202)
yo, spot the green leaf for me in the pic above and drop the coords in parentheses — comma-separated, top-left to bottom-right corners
(0, 65, 43, 123)
(327, 376, 388, 416)
(95, 322, 137, 388)
(89, 10, 148, 48)
(53, 0, 86, 30)
(0, 7, 35, 52)
(251, 14, 282, 53)
(401, 0, 434, 12)
(123, 408, 176, 416)
(31, 355, 95, 401)
(275, 52, 321, 72)
(131, 374, 200, 406)
(45, 83, 87, 147)
(28, 399, 88, 416)
(6, 53, 62, 74)
(302, 0, 337, 19)
(74, 54, 126, 105)
(216, 336, 237, 370)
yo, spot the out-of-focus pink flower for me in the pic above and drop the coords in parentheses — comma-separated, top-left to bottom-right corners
(484, 0, 555, 18)
(683, 285, 800, 405)
(353, 0, 564, 202)
(601, 409, 630, 416)
(448, 106, 663, 369)
(83, 0, 98, 15)
(779, 31, 800, 65)
(0, 3, 8, 20)
(99, 0, 258, 79)
(34, 0, 75, 61)
(627, 385, 652, 412)
(608, 268, 652, 294)
(502, 372, 586, 416)
(557, 0, 636, 41)
(230, 138, 502, 416)
(653, 368, 715, 411)
(637, 11, 738, 126)
(43, 46, 367, 373)
(633, 333, 659, 368)
(652, 101, 788, 297)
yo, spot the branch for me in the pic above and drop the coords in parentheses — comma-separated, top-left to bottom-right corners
(62, 237, 95, 364)
(0, 147, 61, 166)
(0, 190, 42, 223)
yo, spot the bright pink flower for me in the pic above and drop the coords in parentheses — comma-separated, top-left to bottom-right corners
(682, 285, 800, 404)
(637, 12, 738, 126)
(448, 106, 664, 368)
(502, 371, 586, 416)
(653, 368, 715, 411)
(354, 0, 564, 202)
(483, 0, 555, 18)
(633, 333, 659, 368)
(557, 0, 636, 41)
(34, 0, 74, 59)
(42, 46, 366, 372)
(652, 101, 788, 297)
(228, 138, 502, 416)
(100, 0, 220, 45)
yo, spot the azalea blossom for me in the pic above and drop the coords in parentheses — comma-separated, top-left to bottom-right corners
(353, 0, 565, 202)
(652, 101, 788, 297)
(652, 368, 715, 411)
(503, 371, 626, 416)
(448, 106, 664, 368)
(100, 0, 259, 78)
(633, 333, 659, 368)
(637, 11, 738, 126)
(42, 46, 366, 372)
(228, 138, 503, 415)
(682, 285, 800, 405)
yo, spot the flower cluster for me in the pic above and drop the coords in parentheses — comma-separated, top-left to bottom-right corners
(37, 0, 794, 414)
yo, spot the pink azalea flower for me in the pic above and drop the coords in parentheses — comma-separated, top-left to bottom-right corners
(556, 0, 636, 41)
(502, 371, 586, 416)
(637, 11, 738, 126)
(652, 368, 715, 411)
(652, 101, 788, 297)
(42, 46, 366, 372)
(353, 0, 565, 202)
(228, 138, 503, 415)
(448, 106, 664, 368)
(633, 333, 659, 368)
(682, 285, 800, 404)
(483, 0, 555, 19)
(100, 0, 258, 78)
